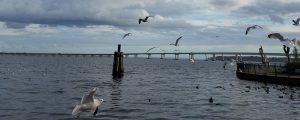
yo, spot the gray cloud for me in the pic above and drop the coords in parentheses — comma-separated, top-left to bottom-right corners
(0, 0, 201, 29)
(5, 22, 28, 29)
(268, 14, 284, 24)
(234, 0, 300, 23)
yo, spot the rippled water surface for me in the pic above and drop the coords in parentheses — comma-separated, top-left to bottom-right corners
(0, 55, 300, 120)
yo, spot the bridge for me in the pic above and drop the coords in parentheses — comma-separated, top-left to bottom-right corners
(124, 52, 288, 60)
(0, 52, 289, 61)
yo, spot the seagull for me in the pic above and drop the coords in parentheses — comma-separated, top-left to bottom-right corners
(268, 33, 285, 42)
(122, 33, 132, 39)
(291, 38, 300, 47)
(223, 61, 227, 69)
(139, 16, 153, 24)
(230, 59, 235, 66)
(170, 36, 183, 46)
(146, 47, 158, 53)
(292, 18, 300, 26)
(190, 58, 195, 63)
(72, 88, 104, 118)
(209, 97, 213, 103)
(245, 25, 263, 35)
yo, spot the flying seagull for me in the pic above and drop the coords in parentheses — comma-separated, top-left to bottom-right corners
(291, 38, 300, 47)
(122, 33, 132, 39)
(72, 88, 104, 118)
(292, 18, 300, 26)
(139, 16, 153, 24)
(268, 33, 295, 47)
(170, 36, 183, 46)
(146, 47, 158, 53)
(245, 25, 263, 35)
(268, 33, 285, 42)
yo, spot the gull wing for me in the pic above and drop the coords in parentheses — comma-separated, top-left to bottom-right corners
(254, 25, 263, 29)
(122, 33, 131, 39)
(245, 27, 251, 35)
(146, 47, 157, 53)
(145, 16, 153, 21)
(122, 34, 127, 39)
(139, 19, 143, 24)
(175, 36, 182, 46)
(296, 18, 300, 23)
(72, 105, 82, 116)
(81, 88, 96, 104)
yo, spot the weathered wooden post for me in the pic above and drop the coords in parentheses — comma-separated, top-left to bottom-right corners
(283, 45, 290, 77)
(112, 44, 124, 77)
(259, 45, 264, 64)
(222, 53, 224, 61)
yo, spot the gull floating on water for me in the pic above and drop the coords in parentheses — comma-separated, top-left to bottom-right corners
(245, 25, 263, 35)
(122, 33, 132, 39)
(139, 16, 153, 24)
(170, 36, 183, 46)
(292, 18, 300, 26)
(72, 88, 104, 118)
(190, 58, 195, 63)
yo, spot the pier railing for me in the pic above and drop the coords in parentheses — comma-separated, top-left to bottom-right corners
(237, 62, 284, 76)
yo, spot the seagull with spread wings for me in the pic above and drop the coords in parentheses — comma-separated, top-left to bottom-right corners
(170, 36, 183, 46)
(268, 33, 294, 47)
(139, 16, 153, 24)
(72, 88, 104, 118)
(245, 25, 263, 35)
(268, 33, 285, 41)
(122, 33, 132, 39)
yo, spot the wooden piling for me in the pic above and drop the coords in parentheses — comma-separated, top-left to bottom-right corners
(112, 44, 124, 77)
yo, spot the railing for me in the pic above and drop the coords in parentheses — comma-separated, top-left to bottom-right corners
(237, 62, 285, 77)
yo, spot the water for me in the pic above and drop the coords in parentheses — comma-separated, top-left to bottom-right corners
(0, 55, 300, 120)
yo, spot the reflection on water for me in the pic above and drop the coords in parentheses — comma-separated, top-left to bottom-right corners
(0, 55, 299, 120)
(111, 79, 122, 108)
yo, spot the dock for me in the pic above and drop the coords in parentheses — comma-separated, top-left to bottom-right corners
(236, 62, 300, 86)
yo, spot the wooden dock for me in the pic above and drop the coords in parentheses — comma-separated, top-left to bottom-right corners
(236, 62, 300, 86)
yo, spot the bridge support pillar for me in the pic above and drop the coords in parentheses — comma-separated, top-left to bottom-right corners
(222, 53, 224, 61)
(189, 53, 194, 60)
(160, 54, 165, 59)
(235, 54, 238, 62)
(212, 54, 216, 61)
(112, 44, 124, 78)
(239, 54, 243, 61)
(134, 54, 138, 58)
(175, 53, 179, 60)
(147, 54, 151, 59)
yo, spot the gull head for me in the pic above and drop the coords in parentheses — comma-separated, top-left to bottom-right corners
(94, 98, 105, 107)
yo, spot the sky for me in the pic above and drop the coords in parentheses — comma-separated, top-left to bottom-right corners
(0, 0, 300, 53)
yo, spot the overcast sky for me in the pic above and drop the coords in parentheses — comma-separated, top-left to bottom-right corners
(0, 0, 300, 53)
